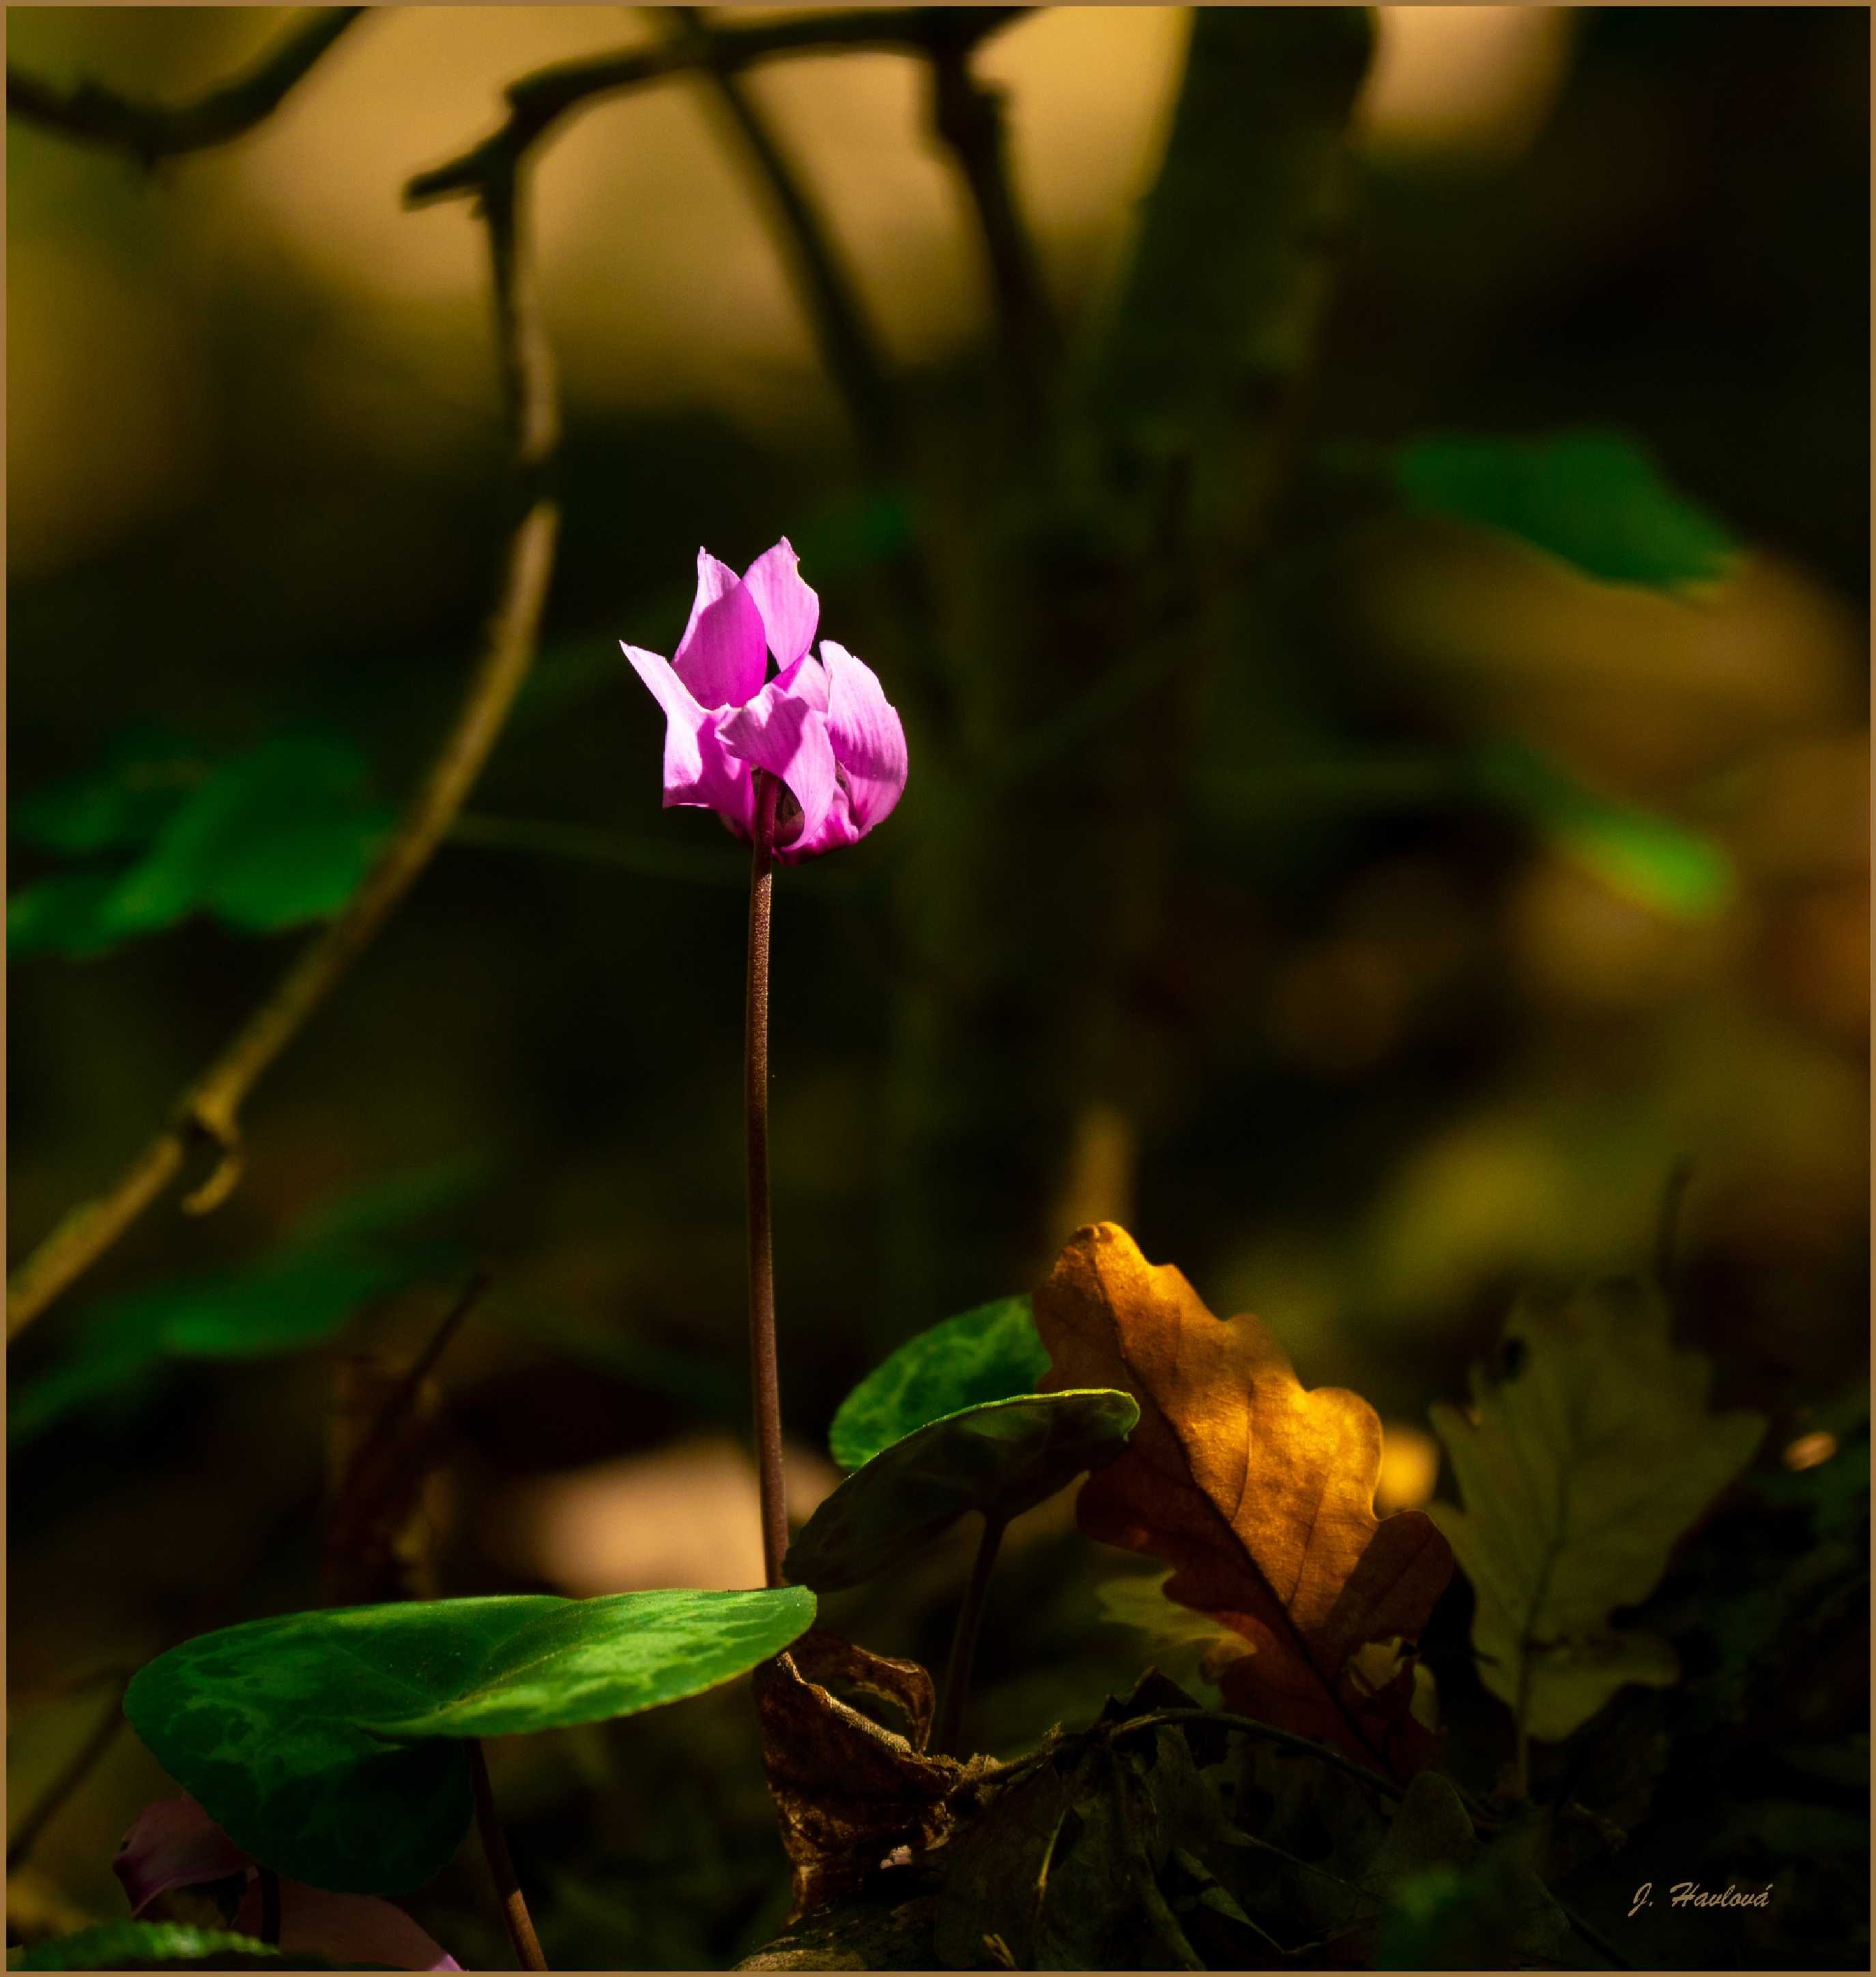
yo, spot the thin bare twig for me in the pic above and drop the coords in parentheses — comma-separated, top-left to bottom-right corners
(925, 23, 1060, 421)
(323, 1268, 491, 1572)
(6, 10, 366, 164)
(5, 1673, 130, 1873)
(662, 8, 901, 475)
(405, 8, 1026, 208)
(6, 168, 561, 1341)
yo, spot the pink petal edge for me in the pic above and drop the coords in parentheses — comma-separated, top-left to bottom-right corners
(742, 539, 820, 674)
(820, 639, 908, 831)
(671, 550, 768, 710)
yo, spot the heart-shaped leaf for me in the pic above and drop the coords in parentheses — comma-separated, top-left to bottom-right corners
(787, 1391, 1138, 1591)
(124, 1587, 815, 1894)
(828, 1295, 1048, 1471)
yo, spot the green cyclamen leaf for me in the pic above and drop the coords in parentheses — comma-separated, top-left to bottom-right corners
(789, 1390, 1139, 1591)
(124, 1587, 816, 1894)
(1394, 429, 1737, 591)
(10, 1922, 291, 1969)
(829, 1295, 1049, 1471)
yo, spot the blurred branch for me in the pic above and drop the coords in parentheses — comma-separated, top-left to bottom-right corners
(925, 23, 1060, 422)
(5, 9, 366, 164)
(406, 5, 1026, 207)
(5, 1673, 130, 1873)
(661, 8, 902, 475)
(5, 168, 562, 1342)
(323, 1268, 490, 1577)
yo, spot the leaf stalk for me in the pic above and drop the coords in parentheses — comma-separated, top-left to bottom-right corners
(469, 1738, 548, 1971)
(935, 1511, 1007, 1755)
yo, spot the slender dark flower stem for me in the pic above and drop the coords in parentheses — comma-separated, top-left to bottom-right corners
(746, 772, 788, 1589)
(935, 1511, 1007, 1755)
(468, 1738, 548, 1971)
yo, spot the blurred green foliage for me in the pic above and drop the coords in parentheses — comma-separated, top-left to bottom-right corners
(9, 1922, 304, 1970)
(8, 1161, 478, 1445)
(1395, 429, 1737, 589)
(10, 734, 391, 955)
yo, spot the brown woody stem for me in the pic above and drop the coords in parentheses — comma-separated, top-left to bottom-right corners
(747, 771, 788, 1589)
(936, 1511, 1006, 1756)
(6, 10, 366, 164)
(469, 1738, 548, 1971)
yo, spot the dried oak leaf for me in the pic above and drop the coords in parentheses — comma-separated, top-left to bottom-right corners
(754, 1630, 965, 1922)
(1034, 1223, 1453, 1776)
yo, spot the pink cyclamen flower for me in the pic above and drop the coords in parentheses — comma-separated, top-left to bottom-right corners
(114, 1797, 460, 1972)
(622, 539, 908, 861)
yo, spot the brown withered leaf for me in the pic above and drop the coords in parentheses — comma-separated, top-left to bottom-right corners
(1034, 1224, 1453, 1776)
(754, 1630, 964, 1921)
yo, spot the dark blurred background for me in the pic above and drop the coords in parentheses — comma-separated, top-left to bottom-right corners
(8, 6, 1868, 1968)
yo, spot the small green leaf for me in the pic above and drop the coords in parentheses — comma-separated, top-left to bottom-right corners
(10, 1922, 289, 1969)
(124, 1587, 816, 1893)
(788, 1390, 1139, 1592)
(1395, 429, 1737, 590)
(828, 1296, 1048, 1471)
(1471, 740, 1734, 921)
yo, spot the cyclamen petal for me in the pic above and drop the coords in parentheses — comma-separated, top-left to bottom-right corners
(672, 551, 768, 709)
(820, 641, 909, 831)
(622, 643, 756, 833)
(114, 1798, 459, 1972)
(719, 683, 839, 847)
(777, 783, 866, 865)
(776, 652, 830, 714)
(114, 1798, 248, 1916)
(742, 540, 820, 672)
